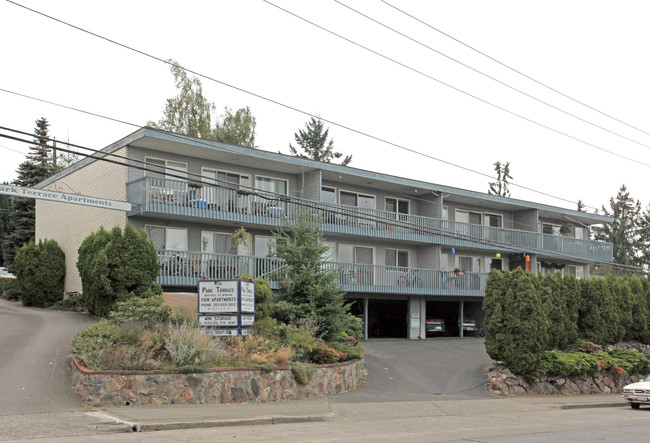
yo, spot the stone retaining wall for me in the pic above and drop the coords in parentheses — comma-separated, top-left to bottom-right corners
(70, 357, 367, 407)
(486, 361, 644, 396)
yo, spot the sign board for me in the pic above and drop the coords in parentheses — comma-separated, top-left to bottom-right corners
(240, 280, 255, 313)
(197, 279, 255, 336)
(198, 280, 239, 313)
(0, 184, 132, 212)
(411, 318, 421, 329)
(202, 328, 240, 337)
(199, 315, 238, 327)
(240, 315, 255, 326)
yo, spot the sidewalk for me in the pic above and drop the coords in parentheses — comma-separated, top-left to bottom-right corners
(99, 393, 625, 433)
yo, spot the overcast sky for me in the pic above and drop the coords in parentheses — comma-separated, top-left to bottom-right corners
(1, 0, 649, 214)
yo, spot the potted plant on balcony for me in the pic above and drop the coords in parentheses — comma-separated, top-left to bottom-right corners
(454, 267, 464, 276)
(231, 227, 249, 247)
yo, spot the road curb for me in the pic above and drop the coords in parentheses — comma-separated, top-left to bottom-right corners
(559, 402, 626, 410)
(135, 414, 330, 432)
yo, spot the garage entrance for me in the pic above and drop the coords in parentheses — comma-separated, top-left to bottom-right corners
(367, 299, 407, 338)
(426, 300, 485, 338)
(426, 301, 459, 337)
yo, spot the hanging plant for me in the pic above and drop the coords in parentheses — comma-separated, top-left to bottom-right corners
(231, 227, 249, 247)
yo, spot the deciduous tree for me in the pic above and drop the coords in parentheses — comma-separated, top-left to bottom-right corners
(149, 60, 258, 147)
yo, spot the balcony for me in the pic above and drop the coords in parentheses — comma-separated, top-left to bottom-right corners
(155, 250, 487, 297)
(127, 177, 613, 262)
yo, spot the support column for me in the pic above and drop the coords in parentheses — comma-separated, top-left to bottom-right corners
(363, 297, 368, 340)
(459, 300, 464, 338)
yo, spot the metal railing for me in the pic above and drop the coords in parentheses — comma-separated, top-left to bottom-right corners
(155, 249, 487, 295)
(128, 177, 613, 261)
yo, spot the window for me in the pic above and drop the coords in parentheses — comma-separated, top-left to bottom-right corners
(385, 249, 408, 267)
(144, 157, 187, 180)
(255, 176, 288, 195)
(485, 213, 503, 228)
(322, 241, 336, 262)
(385, 197, 409, 214)
(542, 223, 561, 236)
(218, 171, 250, 189)
(339, 244, 374, 264)
(458, 256, 473, 272)
(254, 235, 275, 257)
(202, 231, 237, 255)
(322, 187, 336, 204)
(568, 265, 584, 279)
(340, 191, 375, 209)
(456, 209, 482, 225)
(146, 225, 187, 251)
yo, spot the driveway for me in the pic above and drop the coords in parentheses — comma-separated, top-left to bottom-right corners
(0, 299, 97, 415)
(331, 337, 495, 403)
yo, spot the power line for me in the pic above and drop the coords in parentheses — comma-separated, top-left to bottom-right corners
(1, 125, 637, 274)
(3, 2, 605, 212)
(335, 0, 650, 152)
(380, 0, 650, 139)
(264, 0, 650, 169)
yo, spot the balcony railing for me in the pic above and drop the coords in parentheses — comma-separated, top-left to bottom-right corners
(128, 177, 613, 261)
(155, 250, 487, 296)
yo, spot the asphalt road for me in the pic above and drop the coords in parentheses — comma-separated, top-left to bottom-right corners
(332, 337, 494, 403)
(0, 299, 97, 415)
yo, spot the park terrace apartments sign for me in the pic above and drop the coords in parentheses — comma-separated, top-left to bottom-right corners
(0, 184, 132, 212)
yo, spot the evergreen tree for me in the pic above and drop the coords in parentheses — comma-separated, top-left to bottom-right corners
(540, 273, 569, 349)
(639, 204, 650, 272)
(289, 117, 352, 166)
(0, 186, 11, 267)
(483, 268, 548, 375)
(592, 185, 642, 267)
(77, 224, 160, 317)
(487, 161, 513, 197)
(4, 118, 56, 268)
(272, 210, 358, 341)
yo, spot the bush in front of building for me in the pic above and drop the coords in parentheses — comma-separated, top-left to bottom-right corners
(0, 277, 20, 301)
(483, 268, 549, 376)
(77, 224, 160, 317)
(578, 278, 623, 345)
(13, 239, 65, 308)
(626, 276, 649, 342)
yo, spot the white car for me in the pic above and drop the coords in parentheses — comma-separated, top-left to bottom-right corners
(622, 375, 650, 409)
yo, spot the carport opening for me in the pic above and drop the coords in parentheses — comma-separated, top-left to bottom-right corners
(426, 301, 459, 337)
(367, 299, 407, 338)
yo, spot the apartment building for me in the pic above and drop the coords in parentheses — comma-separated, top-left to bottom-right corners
(35, 127, 613, 340)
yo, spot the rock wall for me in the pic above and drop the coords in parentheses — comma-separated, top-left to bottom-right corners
(70, 357, 367, 407)
(486, 361, 644, 396)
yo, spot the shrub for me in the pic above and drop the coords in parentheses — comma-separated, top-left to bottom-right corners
(0, 278, 19, 301)
(538, 351, 599, 377)
(72, 319, 122, 369)
(484, 269, 548, 376)
(328, 341, 363, 360)
(309, 343, 348, 364)
(48, 292, 85, 312)
(109, 288, 173, 326)
(77, 225, 159, 317)
(14, 239, 65, 307)
(290, 361, 314, 384)
(609, 349, 650, 374)
(165, 322, 225, 368)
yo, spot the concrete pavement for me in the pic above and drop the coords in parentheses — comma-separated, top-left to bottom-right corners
(97, 393, 625, 433)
